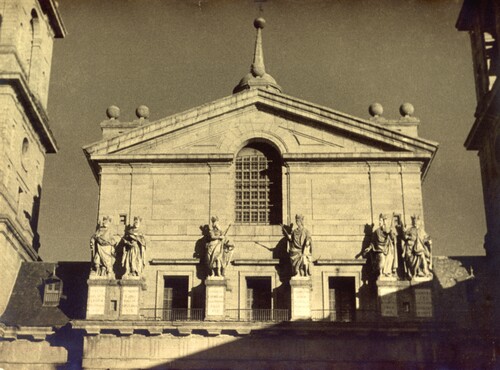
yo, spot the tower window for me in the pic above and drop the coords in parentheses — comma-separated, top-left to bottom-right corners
(28, 9, 39, 81)
(21, 138, 29, 171)
(235, 143, 282, 224)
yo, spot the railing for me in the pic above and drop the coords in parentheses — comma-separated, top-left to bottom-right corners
(139, 308, 289, 322)
(140, 308, 204, 321)
(138, 308, 439, 323)
(224, 309, 290, 322)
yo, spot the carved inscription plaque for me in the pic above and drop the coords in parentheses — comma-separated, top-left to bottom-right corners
(415, 289, 433, 318)
(87, 286, 106, 316)
(379, 287, 398, 317)
(121, 286, 140, 316)
(206, 285, 225, 317)
(292, 286, 311, 318)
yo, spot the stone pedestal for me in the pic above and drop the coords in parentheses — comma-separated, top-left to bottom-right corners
(376, 276, 433, 319)
(205, 277, 226, 320)
(290, 276, 312, 321)
(86, 277, 146, 320)
(377, 278, 405, 318)
(412, 277, 433, 318)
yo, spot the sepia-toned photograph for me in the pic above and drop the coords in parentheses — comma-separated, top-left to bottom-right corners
(0, 0, 499, 368)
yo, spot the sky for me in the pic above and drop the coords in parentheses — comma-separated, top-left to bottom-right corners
(38, 0, 485, 262)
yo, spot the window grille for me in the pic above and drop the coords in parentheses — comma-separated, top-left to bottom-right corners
(235, 153, 272, 224)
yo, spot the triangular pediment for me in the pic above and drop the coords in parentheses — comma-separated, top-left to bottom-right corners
(83, 89, 438, 171)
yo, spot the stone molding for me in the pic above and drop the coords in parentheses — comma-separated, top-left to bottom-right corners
(84, 89, 438, 161)
(0, 71, 57, 153)
(0, 214, 38, 261)
(0, 323, 54, 341)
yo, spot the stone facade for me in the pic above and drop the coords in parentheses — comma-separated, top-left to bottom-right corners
(73, 14, 447, 362)
(0, 0, 65, 315)
(82, 87, 437, 323)
(457, 0, 500, 343)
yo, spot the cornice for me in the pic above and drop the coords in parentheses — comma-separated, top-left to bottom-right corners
(0, 214, 39, 261)
(0, 70, 58, 153)
(38, 0, 67, 38)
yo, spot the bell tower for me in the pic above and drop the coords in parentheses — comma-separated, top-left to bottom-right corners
(0, 0, 65, 314)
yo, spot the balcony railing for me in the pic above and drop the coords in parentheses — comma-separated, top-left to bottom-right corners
(138, 308, 416, 323)
(224, 309, 290, 322)
(140, 308, 205, 321)
(139, 308, 290, 322)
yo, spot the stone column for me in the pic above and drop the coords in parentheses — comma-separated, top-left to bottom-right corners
(290, 276, 312, 320)
(204, 276, 227, 320)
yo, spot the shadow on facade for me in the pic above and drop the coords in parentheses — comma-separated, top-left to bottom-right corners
(54, 262, 89, 369)
(45, 257, 499, 369)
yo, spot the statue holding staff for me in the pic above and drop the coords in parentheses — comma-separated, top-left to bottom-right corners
(282, 214, 312, 277)
(206, 216, 234, 277)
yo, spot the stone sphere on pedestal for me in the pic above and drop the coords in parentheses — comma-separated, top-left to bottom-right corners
(106, 105, 120, 120)
(399, 102, 415, 117)
(368, 103, 384, 117)
(136, 105, 150, 119)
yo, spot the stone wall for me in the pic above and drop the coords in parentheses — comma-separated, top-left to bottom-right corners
(0, 338, 68, 370)
(0, 87, 46, 252)
(96, 155, 425, 313)
(0, 229, 22, 315)
(78, 329, 485, 370)
(0, 0, 56, 107)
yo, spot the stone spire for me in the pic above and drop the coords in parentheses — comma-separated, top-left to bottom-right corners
(233, 17, 282, 94)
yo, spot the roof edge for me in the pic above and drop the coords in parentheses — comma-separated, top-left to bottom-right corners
(39, 0, 67, 38)
(83, 88, 438, 158)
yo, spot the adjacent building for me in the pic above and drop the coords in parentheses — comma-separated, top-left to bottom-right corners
(0, 0, 65, 314)
(456, 0, 500, 356)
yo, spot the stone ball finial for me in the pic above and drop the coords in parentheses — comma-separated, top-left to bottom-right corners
(136, 105, 150, 119)
(368, 103, 384, 117)
(399, 102, 415, 117)
(106, 105, 120, 120)
(254, 17, 266, 29)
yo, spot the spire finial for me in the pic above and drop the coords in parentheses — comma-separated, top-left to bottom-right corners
(251, 17, 266, 77)
(232, 17, 282, 94)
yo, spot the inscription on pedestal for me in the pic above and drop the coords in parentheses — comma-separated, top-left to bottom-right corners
(415, 289, 433, 318)
(379, 287, 398, 317)
(121, 286, 140, 316)
(87, 286, 106, 316)
(292, 286, 311, 318)
(206, 285, 225, 317)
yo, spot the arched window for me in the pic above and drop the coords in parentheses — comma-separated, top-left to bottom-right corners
(21, 137, 29, 171)
(235, 142, 282, 224)
(28, 9, 39, 81)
